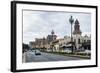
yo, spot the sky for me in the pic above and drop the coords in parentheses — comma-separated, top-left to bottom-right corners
(23, 10, 91, 44)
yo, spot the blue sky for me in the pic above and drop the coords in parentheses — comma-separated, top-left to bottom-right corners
(23, 10, 91, 44)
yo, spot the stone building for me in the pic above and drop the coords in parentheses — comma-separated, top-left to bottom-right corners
(29, 30, 57, 50)
(52, 19, 91, 52)
(47, 30, 57, 44)
(72, 19, 91, 50)
(72, 19, 82, 50)
(29, 19, 91, 52)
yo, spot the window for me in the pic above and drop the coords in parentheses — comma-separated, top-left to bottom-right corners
(87, 40, 91, 43)
(84, 40, 86, 43)
(74, 39, 76, 43)
(78, 39, 80, 44)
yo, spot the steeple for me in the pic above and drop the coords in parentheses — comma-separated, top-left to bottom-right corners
(51, 30, 54, 35)
(73, 19, 82, 35)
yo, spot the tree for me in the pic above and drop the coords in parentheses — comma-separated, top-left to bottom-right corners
(22, 43, 30, 53)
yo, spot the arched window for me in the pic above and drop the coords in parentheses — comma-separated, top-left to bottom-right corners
(78, 39, 80, 44)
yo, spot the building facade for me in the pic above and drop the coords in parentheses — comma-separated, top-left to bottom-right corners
(30, 30, 57, 50)
(51, 19, 91, 52)
(29, 19, 91, 52)
(72, 19, 82, 50)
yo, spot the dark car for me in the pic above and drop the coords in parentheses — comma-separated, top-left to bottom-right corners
(35, 50, 41, 55)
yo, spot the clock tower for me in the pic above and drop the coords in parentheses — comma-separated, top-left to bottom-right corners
(73, 19, 82, 50)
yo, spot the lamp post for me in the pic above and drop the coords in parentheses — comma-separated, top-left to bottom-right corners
(69, 16, 74, 53)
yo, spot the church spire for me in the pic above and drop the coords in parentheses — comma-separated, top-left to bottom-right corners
(73, 19, 82, 35)
(51, 30, 54, 35)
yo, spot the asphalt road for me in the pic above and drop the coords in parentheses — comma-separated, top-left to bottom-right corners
(23, 51, 86, 63)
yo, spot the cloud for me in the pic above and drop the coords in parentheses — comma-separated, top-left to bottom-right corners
(23, 10, 91, 44)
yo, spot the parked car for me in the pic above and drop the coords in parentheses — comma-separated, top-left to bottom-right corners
(35, 50, 41, 55)
(63, 48, 72, 53)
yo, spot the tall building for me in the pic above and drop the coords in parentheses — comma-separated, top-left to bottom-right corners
(72, 19, 91, 50)
(73, 19, 82, 50)
(30, 30, 57, 49)
(47, 30, 57, 44)
(73, 19, 82, 35)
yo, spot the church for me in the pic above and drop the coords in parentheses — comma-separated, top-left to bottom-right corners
(72, 19, 91, 51)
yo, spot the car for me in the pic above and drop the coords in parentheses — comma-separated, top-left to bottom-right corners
(35, 50, 41, 55)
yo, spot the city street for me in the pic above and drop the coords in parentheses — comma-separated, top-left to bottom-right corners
(23, 51, 86, 63)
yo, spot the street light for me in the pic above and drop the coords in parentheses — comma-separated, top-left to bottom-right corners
(69, 16, 74, 53)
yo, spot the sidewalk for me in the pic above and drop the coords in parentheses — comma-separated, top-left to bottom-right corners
(22, 52, 26, 63)
(64, 54, 91, 59)
(44, 51, 91, 59)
